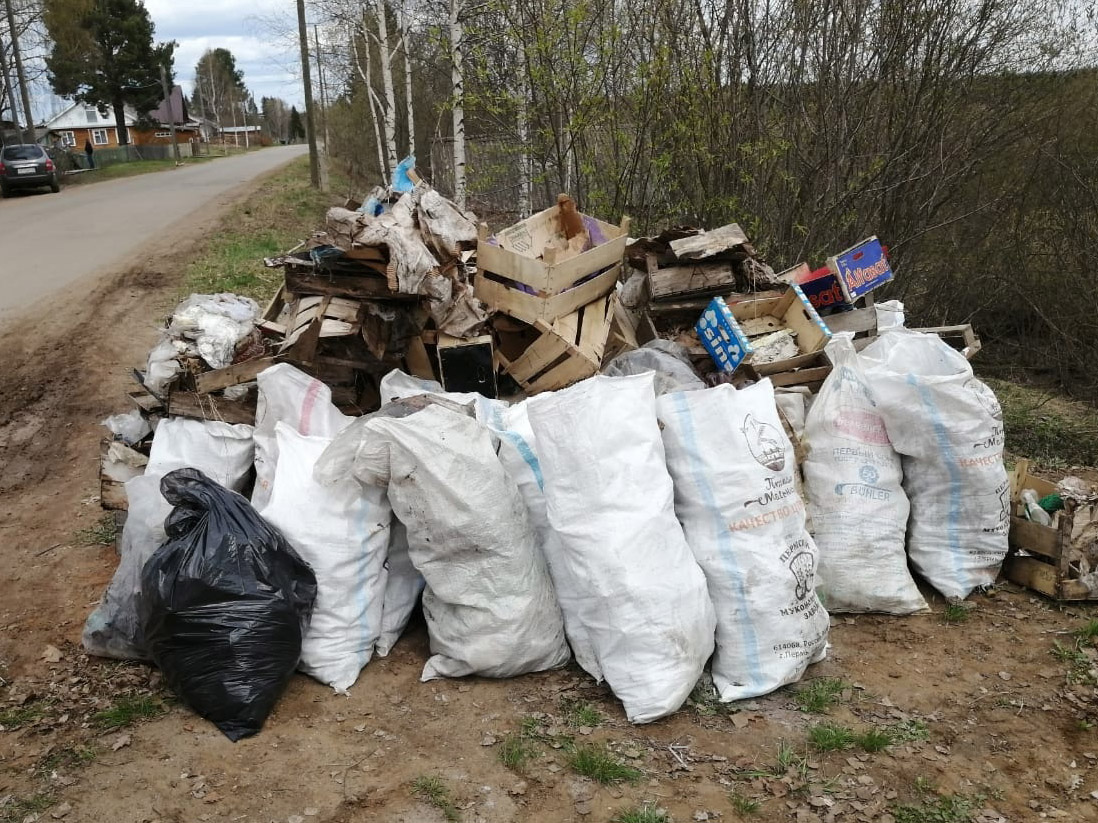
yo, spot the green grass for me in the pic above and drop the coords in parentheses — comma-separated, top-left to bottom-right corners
(729, 791, 761, 814)
(613, 806, 669, 823)
(892, 792, 977, 823)
(0, 702, 46, 728)
(562, 698, 602, 728)
(567, 745, 643, 785)
(37, 745, 96, 775)
(65, 154, 227, 185)
(497, 734, 537, 773)
(411, 775, 461, 822)
(1051, 638, 1096, 685)
(889, 719, 931, 742)
(793, 677, 847, 714)
(76, 512, 118, 546)
(184, 156, 341, 301)
(0, 791, 55, 823)
(1075, 619, 1098, 641)
(942, 603, 970, 624)
(809, 722, 857, 752)
(687, 679, 722, 716)
(986, 378, 1098, 468)
(91, 695, 165, 730)
(857, 728, 894, 752)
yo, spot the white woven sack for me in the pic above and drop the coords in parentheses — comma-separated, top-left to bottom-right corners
(83, 419, 254, 660)
(252, 363, 350, 511)
(484, 400, 602, 680)
(657, 380, 829, 702)
(802, 334, 926, 614)
(374, 517, 425, 657)
(861, 329, 1009, 599)
(528, 373, 715, 723)
(260, 424, 390, 692)
(351, 404, 570, 680)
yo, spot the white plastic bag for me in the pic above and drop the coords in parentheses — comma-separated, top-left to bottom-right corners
(342, 404, 570, 680)
(801, 334, 926, 614)
(377, 368, 504, 424)
(528, 373, 716, 723)
(168, 293, 260, 370)
(657, 380, 829, 702)
(484, 400, 602, 679)
(861, 329, 1009, 599)
(252, 363, 351, 511)
(102, 410, 152, 445)
(601, 341, 706, 396)
(83, 419, 255, 660)
(259, 424, 390, 692)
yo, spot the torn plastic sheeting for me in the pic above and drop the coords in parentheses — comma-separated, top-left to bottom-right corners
(168, 293, 261, 370)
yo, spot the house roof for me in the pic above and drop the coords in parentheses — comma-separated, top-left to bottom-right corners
(42, 87, 192, 131)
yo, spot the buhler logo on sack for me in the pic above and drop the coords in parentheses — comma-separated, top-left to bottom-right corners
(743, 414, 785, 471)
(833, 464, 893, 501)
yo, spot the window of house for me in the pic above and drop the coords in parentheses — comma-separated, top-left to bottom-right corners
(91, 129, 109, 145)
(58, 131, 76, 147)
(155, 131, 171, 138)
(85, 107, 99, 124)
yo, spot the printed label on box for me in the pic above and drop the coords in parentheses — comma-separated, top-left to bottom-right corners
(828, 236, 892, 302)
(696, 297, 752, 373)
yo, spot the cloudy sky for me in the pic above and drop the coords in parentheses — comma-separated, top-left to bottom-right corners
(145, 0, 307, 109)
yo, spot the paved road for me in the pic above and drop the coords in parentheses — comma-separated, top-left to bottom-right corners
(0, 144, 308, 322)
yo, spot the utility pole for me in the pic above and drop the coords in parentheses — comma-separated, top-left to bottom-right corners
(3, 0, 34, 143)
(159, 64, 181, 164)
(296, 0, 320, 188)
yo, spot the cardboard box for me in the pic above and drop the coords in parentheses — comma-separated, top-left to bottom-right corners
(696, 286, 832, 375)
(779, 262, 852, 312)
(827, 236, 893, 302)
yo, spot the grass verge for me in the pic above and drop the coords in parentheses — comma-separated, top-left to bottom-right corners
(986, 378, 1098, 468)
(793, 677, 848, 714)
(497, 734, 538, 773)
(184, 156, 342, 300)
(76, 512, 118, 546)
(613, 806, 669, 823)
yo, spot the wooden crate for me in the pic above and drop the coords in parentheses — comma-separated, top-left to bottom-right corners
(1003, 460, 1097, 600)
(475, 204, 630, 325)
(498, 293, 618, 394)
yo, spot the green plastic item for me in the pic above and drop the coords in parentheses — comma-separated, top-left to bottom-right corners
(1039, 493, 1064, 514)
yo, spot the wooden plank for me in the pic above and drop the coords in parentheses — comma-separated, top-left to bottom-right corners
(823, 307, 878, 334)
(404, 336, 435, 379)
(669, 223, 749, 260)
(526, 354, 598, 393)
(1002, 554, 1061, 599)
(261, 283, 286, 322)
(545, 233, 628, 294)
(100, 480, 128, 511)
(196, 356, 279, 394)
(127, 389, 163, 413)
(1008, 515, 1061, 560)
(284, 269, 410, 300)
(475, 263, 620, 326)
(765, 365, 832, 388)
(167, 390, 256, 425)
(577, 295, 615, 362)
(507, 332, 572, 381)
(477, 241, 548, 291)
(650, 262, 737, 301)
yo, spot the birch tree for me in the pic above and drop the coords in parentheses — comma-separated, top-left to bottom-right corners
(374, 0, 399, 177)
(449, 0, 465, 209)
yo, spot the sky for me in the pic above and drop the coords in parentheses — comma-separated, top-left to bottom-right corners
(145, 0, 306, 110)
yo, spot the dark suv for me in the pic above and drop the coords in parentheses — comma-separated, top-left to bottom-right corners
(0, 144, 61, 197)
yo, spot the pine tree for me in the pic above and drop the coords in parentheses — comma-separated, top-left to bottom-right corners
(289, 106, 305, 142)
(44, 0, 175, 146)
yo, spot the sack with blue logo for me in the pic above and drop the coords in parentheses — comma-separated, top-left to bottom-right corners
(802, 333, 927, 614)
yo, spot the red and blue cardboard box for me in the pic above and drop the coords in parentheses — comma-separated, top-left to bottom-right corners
(827, 236, 893, 302)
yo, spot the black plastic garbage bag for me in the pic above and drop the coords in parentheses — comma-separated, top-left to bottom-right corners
(140, 468, 317, 741)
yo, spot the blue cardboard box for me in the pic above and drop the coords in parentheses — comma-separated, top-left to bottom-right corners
(696, 296, 752, 373)
(827, 236, 893, 302)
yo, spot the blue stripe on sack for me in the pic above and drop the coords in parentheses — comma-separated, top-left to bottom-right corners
(908, 374, 967, 593)
(671, 392, 763, 691)
(487, 404, 545, 492)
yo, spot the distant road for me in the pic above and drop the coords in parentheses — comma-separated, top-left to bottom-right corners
(0, 144, 308, 322)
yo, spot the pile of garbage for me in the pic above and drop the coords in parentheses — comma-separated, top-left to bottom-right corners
(90, 168, 1032, 740)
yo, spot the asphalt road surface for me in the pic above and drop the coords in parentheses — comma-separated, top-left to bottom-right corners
(0, 144, 308, 323)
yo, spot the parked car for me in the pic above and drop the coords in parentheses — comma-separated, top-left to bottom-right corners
(0, 144, 61, 197)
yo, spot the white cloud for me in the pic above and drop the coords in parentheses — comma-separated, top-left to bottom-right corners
(145, 0, 306, 107)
